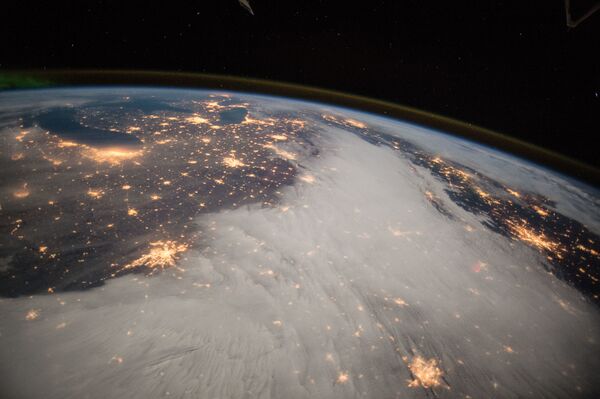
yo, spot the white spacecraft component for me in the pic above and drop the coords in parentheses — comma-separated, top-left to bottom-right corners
(239, 0, 254, 15)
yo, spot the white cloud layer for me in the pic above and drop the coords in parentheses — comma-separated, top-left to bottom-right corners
(1, 126, 598, 398)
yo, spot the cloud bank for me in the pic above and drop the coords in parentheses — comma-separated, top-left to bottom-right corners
(1, 125, 598, 399)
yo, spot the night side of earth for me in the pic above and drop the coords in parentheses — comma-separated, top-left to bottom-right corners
(0, 87, 599, 399)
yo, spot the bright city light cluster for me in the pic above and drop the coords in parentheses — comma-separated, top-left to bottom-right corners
(1, 94, 311, 294)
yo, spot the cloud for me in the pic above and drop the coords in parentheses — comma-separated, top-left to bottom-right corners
(1, 126, 598, 398)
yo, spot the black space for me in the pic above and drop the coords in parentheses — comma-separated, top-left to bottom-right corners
(2, 1, 599, 169)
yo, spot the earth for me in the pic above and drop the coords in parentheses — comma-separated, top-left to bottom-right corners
(0, 87, 599, 399)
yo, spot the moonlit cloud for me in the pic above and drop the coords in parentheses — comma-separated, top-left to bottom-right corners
(1, 125, 598, 398)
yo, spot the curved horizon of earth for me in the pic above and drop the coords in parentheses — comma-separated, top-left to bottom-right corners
(0, 87, 598, 398)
